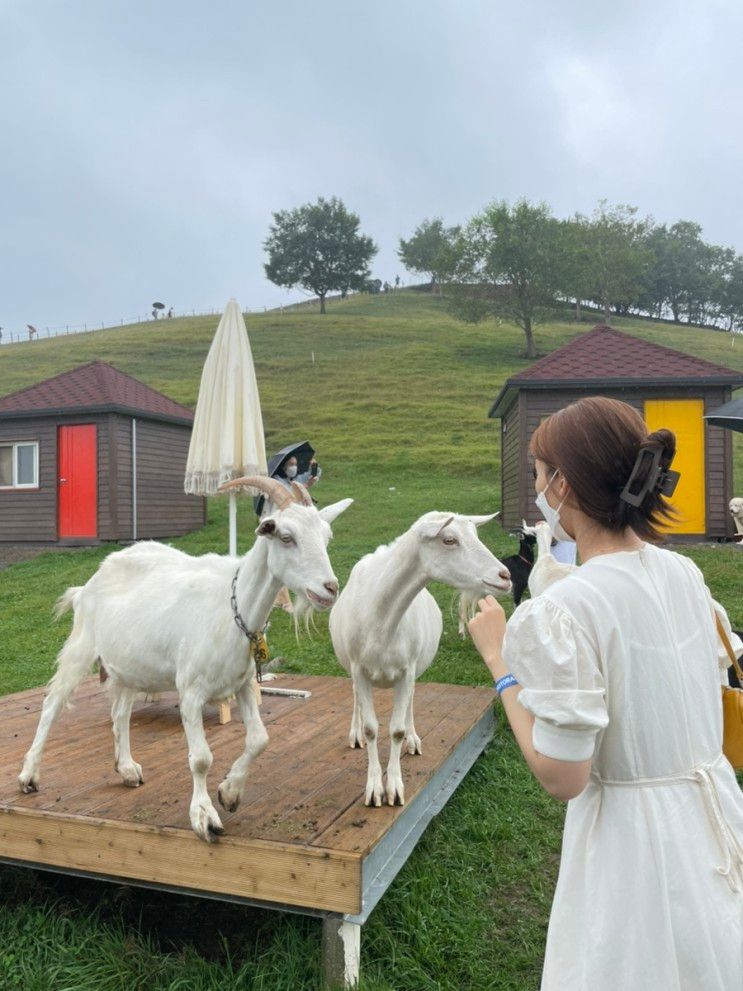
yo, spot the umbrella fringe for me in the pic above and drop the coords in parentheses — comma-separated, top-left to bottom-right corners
(184, 467, 266, 496)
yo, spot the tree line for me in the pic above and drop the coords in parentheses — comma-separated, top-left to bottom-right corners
(263, 197, 743, 358)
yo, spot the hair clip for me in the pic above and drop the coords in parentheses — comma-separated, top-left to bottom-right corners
(619, 448, 680, 507)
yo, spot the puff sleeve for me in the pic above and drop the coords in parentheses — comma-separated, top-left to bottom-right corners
(502, 597, 609, 762)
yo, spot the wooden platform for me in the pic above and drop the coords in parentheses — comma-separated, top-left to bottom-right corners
(0, 674, 494, 928)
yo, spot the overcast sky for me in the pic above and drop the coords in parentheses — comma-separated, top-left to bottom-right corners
(1, 0, 741, 334)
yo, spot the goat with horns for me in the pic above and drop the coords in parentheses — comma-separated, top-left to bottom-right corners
(19, 478, 352, 842)
(329, 511, 511, 808)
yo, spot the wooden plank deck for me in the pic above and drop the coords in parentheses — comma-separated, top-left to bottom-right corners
(0, 675, 495, 917)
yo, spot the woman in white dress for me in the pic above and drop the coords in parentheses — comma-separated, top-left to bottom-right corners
(469, 396, 743, 991)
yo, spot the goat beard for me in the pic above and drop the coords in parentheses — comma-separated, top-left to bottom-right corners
(291, 593, 320, 639)
(456, 591, 480, 639)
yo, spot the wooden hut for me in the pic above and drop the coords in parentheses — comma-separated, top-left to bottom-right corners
(0, 361, 205, 544)
(489, 325, 743, 540)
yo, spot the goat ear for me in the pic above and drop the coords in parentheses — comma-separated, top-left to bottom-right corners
(465, 513, 498, 528)
(256, 518, 277, 537)
(318, 498, 353, 524)
(418, 514, 455, 539)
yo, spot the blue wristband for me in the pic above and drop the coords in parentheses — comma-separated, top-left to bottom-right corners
(494, 674, 519, 696)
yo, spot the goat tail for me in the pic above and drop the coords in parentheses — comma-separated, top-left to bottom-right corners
(48, 590, 97, 705)
(53, 586, 82, 621)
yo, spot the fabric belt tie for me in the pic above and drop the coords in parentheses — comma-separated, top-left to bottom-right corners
(594, 754, 743, 893)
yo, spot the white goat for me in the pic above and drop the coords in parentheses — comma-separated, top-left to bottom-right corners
(329, 511, 511, 808)
(528, 521, 578, 596)
(19, 478, 352, 843)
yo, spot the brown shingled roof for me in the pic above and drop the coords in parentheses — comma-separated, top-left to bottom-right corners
(0, 361, 194, 424)
(490, 325, 743, 417)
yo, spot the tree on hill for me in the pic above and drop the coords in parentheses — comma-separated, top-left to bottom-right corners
(577, 202, 650, 321)
(398, 218, 460, 294)
(264, 197, 377, 313)
(449, 200, 562, 358)
(555, 217, 598, 322)
(714, 251, 743, 332)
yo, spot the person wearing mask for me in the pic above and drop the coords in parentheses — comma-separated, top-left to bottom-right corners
(260, 452, 322, 612)
(468, 396, 743, 991)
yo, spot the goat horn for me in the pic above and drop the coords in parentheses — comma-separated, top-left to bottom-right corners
(290, 481, 313, 507)
(218, 475, 294, 512)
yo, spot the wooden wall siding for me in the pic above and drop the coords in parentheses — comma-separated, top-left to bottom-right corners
(95, 416, 111, 542)
(134, 420, 204, 538)
(511, 386, 733, 538)
(1, 414, 203, 544)
(0, 417, 58, 542)
(500, 399, 521, 526)
(114, 415, 133, 540)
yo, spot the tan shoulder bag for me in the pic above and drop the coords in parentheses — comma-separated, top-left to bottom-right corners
(717, 614, 743, 771)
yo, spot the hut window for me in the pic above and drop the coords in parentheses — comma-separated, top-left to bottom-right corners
(0, 442, 39, 489)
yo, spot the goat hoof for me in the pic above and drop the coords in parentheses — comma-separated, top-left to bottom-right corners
(18, 776, 38, 794)
(191, 804, 225, 842)
(406, 735, 422, 756)
(217, 781, 240, 813)
(385, 777, 405, 806)
(365, 779, 385, 807)
(119, 762, 144, 787)
(349, 737, 364, 750)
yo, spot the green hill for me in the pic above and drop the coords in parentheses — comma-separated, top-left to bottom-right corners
(1, 291, 741, 484)
(1, 292, 741, 989)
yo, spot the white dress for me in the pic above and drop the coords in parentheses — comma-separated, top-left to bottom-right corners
(502, 543, 743, 991)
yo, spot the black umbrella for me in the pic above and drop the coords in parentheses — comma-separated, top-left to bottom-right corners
(267, 440, 315, 477)
(704, 397, 743, 434)
(254, 441, 316, 515)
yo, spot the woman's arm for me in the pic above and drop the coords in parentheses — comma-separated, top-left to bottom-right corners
(469, 596, 592, 802)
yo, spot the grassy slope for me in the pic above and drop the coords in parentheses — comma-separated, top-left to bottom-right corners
(0, 293, 741, 990)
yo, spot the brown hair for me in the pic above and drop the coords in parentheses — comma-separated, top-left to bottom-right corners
(530, 396, 677, 542)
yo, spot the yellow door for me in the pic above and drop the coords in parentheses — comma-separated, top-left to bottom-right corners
(644, 399, 705, 534)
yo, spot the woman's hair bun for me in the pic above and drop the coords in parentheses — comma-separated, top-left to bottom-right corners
(642, 428, 676, 468)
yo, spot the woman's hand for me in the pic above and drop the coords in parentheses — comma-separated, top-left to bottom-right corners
(468, 595, 509, 680)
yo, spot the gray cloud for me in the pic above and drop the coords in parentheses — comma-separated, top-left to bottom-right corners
(1, 0, 741, 333)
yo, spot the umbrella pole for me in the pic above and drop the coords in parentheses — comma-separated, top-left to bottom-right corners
(229, 492, 238, 556)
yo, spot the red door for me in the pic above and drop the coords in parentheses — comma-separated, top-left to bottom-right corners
(58, 425, 98, 538)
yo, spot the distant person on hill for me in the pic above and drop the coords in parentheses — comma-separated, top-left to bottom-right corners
(167, 307, 173, 318)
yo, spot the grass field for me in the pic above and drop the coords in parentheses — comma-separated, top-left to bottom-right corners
(0, 292, 741, 989)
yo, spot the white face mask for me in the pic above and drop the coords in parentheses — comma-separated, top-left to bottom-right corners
(535, 469, 573, 543)
(285, 464, 298, 479)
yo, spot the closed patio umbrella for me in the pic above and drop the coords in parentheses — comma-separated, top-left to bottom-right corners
(184, 299, 267, 554)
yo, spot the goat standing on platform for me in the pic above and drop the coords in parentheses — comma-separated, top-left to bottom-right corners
(19, 478, 352, 843)
(329, 511, 511, 808)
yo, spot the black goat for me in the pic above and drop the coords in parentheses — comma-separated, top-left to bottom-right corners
(500, 527, 537, 607)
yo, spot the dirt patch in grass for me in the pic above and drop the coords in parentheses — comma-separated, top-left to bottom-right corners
(0, 545, 79, 571)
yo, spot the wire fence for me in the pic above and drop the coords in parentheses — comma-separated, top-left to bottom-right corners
(0, 294, 352, 347)
(0, 307, 230, 347)
(2, 292, 740, 347)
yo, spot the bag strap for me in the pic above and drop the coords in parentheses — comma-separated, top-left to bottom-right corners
(715, 613, 743, 683)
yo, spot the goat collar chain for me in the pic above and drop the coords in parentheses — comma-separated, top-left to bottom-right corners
(230, 568, 269, 682)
